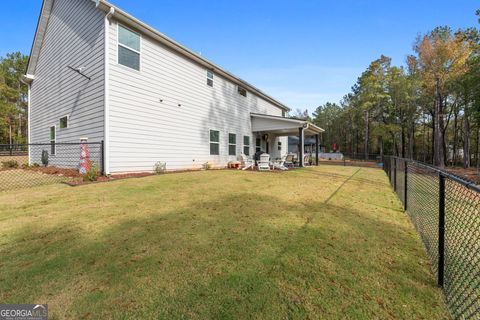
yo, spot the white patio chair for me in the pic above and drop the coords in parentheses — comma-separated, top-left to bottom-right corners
(271, 155, 289, 171)
(285, 154, 295, 168)
(257, 153, 271, 171)
(239, 154, 255, 170)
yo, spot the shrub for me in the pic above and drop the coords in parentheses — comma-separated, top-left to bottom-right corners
(83, 164, 99, 182)
(1, 160, 18, 168)
(41, 150, 49, 167)
(153, 161, 166, 174)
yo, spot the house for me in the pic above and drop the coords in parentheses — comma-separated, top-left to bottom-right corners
(23, 0, 324, 174)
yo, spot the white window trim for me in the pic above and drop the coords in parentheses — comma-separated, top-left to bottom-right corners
(228, 133, 236, 156)
(59, 115, 69, 129)
(50, 125, 56, 155)
(209, 129, 220, 155)
(117, 23, 142, 71)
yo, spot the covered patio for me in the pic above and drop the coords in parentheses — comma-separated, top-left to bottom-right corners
(251, 113, 325, 167)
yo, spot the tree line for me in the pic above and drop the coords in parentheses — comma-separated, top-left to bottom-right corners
(309, 10, 480, 169)
(0, 52, 28, 145)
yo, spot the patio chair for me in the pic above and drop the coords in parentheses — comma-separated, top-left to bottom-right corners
(271, 155, 289, 171)
(239, 154, 255, 170)
(284, 154, 295, 168)
(258, 153, 271, 171)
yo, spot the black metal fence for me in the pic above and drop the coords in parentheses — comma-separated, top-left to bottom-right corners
(0, 142, 104, 192)
(384, 156, 480, 319)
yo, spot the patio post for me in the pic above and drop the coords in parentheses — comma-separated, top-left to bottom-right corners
(315, 134, 319, 166)
(299, 127, 304, 167)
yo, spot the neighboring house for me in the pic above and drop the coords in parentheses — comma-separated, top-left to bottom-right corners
(23, 0, 323, 173)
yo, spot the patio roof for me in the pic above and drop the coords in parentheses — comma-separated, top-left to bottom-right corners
(251, 113, 324, 136)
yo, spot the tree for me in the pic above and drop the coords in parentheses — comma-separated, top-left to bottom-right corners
(0, 52, 29, 144)
(414, 27, 472, 168)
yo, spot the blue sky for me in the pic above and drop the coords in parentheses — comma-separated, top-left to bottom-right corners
(1, 1, 478, 113)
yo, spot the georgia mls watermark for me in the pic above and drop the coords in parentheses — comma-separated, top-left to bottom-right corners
(0, 304, 47, 320)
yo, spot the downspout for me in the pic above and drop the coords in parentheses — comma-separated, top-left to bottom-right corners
(21, 75, 34, 164)
(103, 6, 114, 174)
(27, 84, 31, 164)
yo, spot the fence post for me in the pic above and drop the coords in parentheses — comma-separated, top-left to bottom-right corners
(438, 173, 446, 287)
(101, 140, 105, 176)
(404, 160, 408, 211)
(393, 158, 397, 191)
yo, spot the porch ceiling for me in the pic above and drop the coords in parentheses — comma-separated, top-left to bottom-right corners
(251, 113, 324, 136)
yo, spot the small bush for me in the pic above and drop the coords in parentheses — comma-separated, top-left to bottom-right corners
(32, 163, 40, 167)
(1, 160, 19, 168)
(153, 161, 166, 174)
(83, 164, 99, 182)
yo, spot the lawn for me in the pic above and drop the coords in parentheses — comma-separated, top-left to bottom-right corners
(0, 166, 448, 319)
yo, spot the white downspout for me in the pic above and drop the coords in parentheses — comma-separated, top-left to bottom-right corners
(104, 7, 114, 174)
(27, 83, 31, 165)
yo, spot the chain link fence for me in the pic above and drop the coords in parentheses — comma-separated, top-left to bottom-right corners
(0, 142, 103, 192)
(318, 152, 383, 168)
(384, 156, 480, 320)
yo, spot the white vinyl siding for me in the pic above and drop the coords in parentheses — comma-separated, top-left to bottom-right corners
(107, 19, 287, 172)
(29, 0, 105, 146)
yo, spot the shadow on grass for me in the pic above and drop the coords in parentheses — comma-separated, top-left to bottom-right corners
(0, 188, 448, 319)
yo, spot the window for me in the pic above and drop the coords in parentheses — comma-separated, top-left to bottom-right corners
(243, 136, 250, 156)
(228, 133, 236, 156)
(49, 126, 56, 155)
(210, 130, 219, 155)
(59, 116, 68, 129)
(278, 140, 282, 151)
(282, 110, 286, 117)
(207, 70, 214, 87)
(237, 86, 247, 97)
(255, 137, 261, 152)
(118, 25, 140, 71)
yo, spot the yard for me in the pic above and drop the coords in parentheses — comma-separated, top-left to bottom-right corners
(0, 166, 448, 319)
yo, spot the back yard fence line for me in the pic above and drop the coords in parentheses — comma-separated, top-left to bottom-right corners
(384, 156, 480, 320)
(0, 142, 104, 192)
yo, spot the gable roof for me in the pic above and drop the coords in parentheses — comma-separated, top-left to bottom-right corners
(25, 0, 291, 112)
(24, 0, 54, 80)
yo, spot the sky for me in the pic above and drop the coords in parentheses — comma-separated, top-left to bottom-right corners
(0, 1, 478, 113)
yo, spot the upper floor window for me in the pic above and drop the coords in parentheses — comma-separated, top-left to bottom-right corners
(59, 116, 68, 129)
(118, 25, 140, 71)
(207, 70, 214, 87)
(237, 86, 247, 97)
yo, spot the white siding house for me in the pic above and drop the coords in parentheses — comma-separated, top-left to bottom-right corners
(24, 0, 323, 173)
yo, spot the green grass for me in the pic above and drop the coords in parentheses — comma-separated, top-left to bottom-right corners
(0, 169, 67, 191)
(0, 166, 448, 319)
